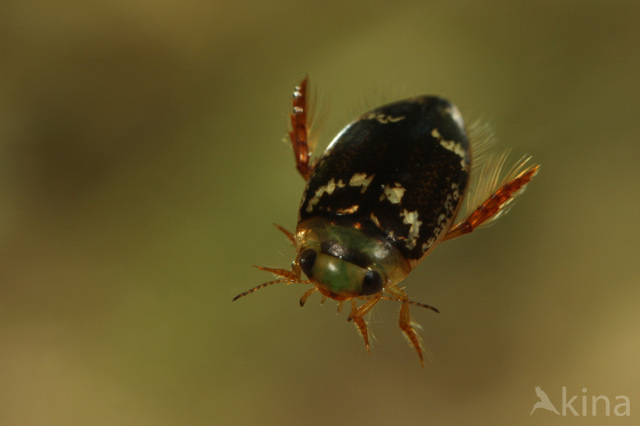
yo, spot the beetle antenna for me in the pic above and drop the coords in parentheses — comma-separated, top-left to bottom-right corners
(233, 279, 292, 301)
(233, 265, 311, 301)
(379, 295, 440, 313)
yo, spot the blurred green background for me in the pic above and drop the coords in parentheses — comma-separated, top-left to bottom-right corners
(1, 1, 639, 425)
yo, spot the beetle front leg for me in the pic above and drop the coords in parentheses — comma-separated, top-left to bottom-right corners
(347, 296, 382, 355)
(398, 298, 425, 367)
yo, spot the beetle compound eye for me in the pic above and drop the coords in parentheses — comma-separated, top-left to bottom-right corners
(299, 248, 317, 278)
(361, 270, 383, 295)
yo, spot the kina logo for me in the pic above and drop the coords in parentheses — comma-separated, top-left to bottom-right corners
(530, 386, 630, 417)
(530, 386, 560, 415)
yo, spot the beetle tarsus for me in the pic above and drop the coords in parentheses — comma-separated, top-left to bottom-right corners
(445, 164, 540, 240)
(289, 77, 314, 181)
(274, 223, 296, 244)
(299, 287, 317, 307)
(349, 300, 371, 354)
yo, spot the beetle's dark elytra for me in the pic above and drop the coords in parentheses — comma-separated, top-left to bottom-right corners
(299, 96, 470, 261)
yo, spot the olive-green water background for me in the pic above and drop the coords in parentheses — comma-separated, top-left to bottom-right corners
(1, 1, 639, 425)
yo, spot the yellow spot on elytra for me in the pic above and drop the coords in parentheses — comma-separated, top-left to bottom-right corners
(370, 213, 381, 228)
(400, 209, 421, 250)
(306, 178, 346, 213)
(431, 128, 469, 170)
(349, 173, 374, 193)
(379, 183, 406, 204)
(336, 205, 359, 214)
(363, 112, 406, 124)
